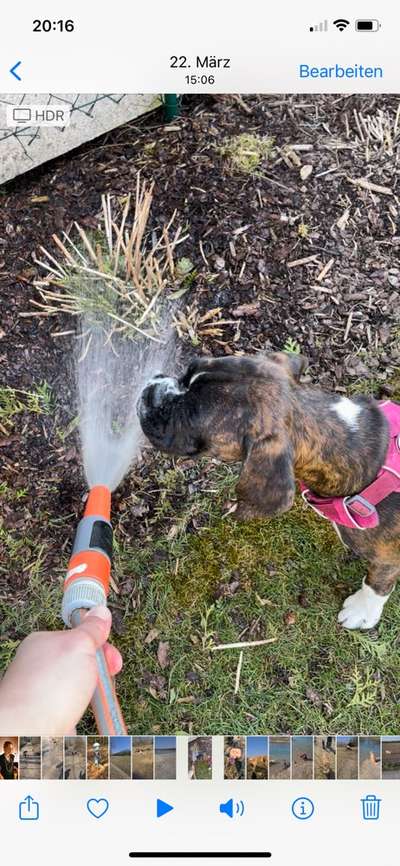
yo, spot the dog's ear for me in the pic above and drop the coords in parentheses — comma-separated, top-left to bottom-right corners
(235, 431, 295, 521)
(268, 351, 308, 383)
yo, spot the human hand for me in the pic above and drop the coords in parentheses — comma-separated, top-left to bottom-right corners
(0, 607, 122, 735)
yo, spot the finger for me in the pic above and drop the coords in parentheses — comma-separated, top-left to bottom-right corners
(103, 642, 123, 675)
(75, 606, 112, 650)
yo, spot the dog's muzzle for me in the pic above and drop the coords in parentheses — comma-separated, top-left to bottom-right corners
(137, 374, 183, 419)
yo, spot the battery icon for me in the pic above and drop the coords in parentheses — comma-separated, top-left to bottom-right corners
(355, 19, 381, 31)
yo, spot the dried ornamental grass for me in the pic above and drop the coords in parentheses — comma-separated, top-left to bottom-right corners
(24, 176, 192, 348)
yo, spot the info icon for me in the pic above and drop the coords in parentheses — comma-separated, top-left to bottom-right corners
(291, 797, 314, 820)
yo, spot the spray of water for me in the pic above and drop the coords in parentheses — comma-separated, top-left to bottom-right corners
(77, 312, 177, 492)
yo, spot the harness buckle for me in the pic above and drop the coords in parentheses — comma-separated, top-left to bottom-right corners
(345, 494, 377, 520)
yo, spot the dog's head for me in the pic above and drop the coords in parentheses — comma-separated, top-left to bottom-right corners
(138, 352, 307, 520)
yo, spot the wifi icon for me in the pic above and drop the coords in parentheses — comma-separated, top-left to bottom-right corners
(333, 18, 350, 31)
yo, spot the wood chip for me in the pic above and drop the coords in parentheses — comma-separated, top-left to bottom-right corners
(231, 94, 253, 114)
(231, 301, 260, 317)
(199, 239, 209, 267)
(234, 651, 244, 694)
(109, 574, 119, 594)
(211, 637, 277, 651)
(336, 207, 350, 231)
(287, 254, 319, 269)
(283, 147, 302, 167)
(288, 144, 314, 151)
(300, 164, 313, 181)
(316, 258, 334, 282)
(347, 176, 393, 196)
(343, 309, 353, 342)
(233, 224, 251, 236)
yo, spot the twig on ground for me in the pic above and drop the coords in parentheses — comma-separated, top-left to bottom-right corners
(344, 309, 354, 342)
(346, 176, 393, 196)
(211, 637, 278, 651)
(316, 258, 335, 282)
(287, 254, 319, 269)
(234, 651, 244, 694)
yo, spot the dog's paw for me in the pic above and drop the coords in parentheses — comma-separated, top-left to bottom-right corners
(338, 581, 387, 630)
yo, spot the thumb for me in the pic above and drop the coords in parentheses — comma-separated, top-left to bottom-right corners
(75, 606, 112, 650)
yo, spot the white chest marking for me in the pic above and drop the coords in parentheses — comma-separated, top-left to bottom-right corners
(331, 397, 362, 431)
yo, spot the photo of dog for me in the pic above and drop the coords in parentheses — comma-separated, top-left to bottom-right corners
(1, 92, 400, 736)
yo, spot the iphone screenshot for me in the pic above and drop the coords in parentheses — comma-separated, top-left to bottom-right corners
(0, 2, 399, 864)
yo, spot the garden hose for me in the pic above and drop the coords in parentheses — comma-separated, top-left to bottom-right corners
(62, 485, 127, 735)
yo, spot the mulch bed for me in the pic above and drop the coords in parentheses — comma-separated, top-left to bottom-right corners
(1, 92, 399, 632)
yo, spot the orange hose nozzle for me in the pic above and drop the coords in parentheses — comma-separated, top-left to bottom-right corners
(84, 485, 111, 520)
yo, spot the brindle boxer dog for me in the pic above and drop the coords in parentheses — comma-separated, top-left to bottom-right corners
(138, 353, 400, 630)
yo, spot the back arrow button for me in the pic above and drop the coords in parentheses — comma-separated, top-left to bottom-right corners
(10, 61, 22, 81)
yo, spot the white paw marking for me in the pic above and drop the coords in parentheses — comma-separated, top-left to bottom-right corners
(338, 580, 390, 630)
(331, 397, 362, 431)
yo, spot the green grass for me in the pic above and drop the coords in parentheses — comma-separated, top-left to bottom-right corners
(103, 463, 400, 734)
(0, 527, 62, 669)
(1, 460, 400, 735)
(0, 382, 53, 429)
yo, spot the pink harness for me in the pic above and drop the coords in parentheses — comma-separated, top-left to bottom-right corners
(300, 401, 400, 530)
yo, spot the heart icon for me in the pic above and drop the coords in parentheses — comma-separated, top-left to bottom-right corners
(86, 798, 109, 819)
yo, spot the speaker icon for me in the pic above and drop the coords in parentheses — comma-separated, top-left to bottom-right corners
(219, 798, 245, 818)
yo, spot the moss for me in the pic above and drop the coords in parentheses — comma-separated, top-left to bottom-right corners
(219, 133, 274, 174)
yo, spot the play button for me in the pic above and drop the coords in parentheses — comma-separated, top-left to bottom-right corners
(156, 798, 174, 818)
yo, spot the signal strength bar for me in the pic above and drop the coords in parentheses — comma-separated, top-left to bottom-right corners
(310, 20, 328, 32)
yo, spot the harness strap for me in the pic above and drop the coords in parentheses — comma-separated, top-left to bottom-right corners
(300, 401, 400, 530)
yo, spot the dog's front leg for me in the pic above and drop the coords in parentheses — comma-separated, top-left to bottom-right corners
(338, 562, 398, 630)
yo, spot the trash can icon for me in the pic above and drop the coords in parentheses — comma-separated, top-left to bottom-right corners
(361, 794, 381, 820)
